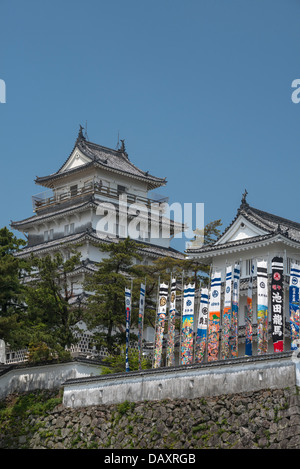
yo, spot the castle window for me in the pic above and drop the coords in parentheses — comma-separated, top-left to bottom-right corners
(70, 185, 78, 197)
(117, 185, 126, 195)
(64, 223, 75, 236)
(245, 259, 253, 277)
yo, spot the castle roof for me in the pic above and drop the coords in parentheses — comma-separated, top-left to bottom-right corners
(186, 191, 300, 259)
(11, 195, 97, 230)
(35, 127, 166, 190)
(13, 228, 185, 261)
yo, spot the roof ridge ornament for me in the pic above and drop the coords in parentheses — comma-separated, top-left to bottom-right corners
(77, 124, 86, 142)
(237, 189, 249, 215)
(118, 139, 128, 158)
(241, 189, 249, 207)
(241, 189, 248, 204)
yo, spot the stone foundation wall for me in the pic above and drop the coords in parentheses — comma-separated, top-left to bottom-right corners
(1, 386, 300, 449)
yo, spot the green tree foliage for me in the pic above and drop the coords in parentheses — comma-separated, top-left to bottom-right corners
(24, 251, 83, 360)
(0, 227, 27, 347)
(100, 344, 152, 374)
(83, 237, 142, 352)
(133, 219, 223, 328)
(0, 219, 222, 364)
(203, 219, 223, 245)
(0, 227, 26, 315)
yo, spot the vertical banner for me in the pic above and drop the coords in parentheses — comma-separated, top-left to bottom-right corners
(230, 264, 240, 358)
(221, 266, 232, 360)
(289, 263, 300, 351)
(195, 288, 209, 363)
(166, 278, 176, 367)
(245, 263, 254, 356)
(257, 260, 269, 355)
(125, 287, 132, 372)
(181, 283, 195, 365)
(207, 271, 222, 361)
(138, 283, 146, 370)
(153, 283, 168, 368)
(271, 257, 284, 353)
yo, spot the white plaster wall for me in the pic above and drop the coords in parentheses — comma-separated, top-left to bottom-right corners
(0, 361, 102, 400)
(63, 353, 296, 408)
(211, 243, 300, 279)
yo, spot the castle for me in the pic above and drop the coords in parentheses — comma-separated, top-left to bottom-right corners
(9, 127, 185, 362)
(8, 129, 300, 363)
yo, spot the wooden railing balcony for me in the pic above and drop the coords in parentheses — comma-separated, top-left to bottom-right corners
(32, 182, 169, 212)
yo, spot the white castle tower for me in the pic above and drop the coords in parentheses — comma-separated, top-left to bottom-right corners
(10, 127, 184, 361)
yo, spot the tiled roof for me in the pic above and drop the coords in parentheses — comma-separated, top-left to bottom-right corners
(35, 129, 166, 190)
(186, 195, 300, 255)
(11, 195, 97, 229)
(11, 194, 184, 237)
(187, 233, 275, 254)
(239, 204, 300, 242)
(14, 228, 185, 260)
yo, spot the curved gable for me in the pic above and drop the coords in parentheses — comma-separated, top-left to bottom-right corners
(59, 147, 92, 172)
(215, 215, 269, 245)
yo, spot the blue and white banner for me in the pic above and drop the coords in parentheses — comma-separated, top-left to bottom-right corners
(208, 271, 222, 361)
(138, 283, 146, 370)
(289, 263, 300, 351)
(221, 266, 232, 360)
(125, 287, 132, 372)
(230, 264, 240, 357)
(195, 288, 209, 363)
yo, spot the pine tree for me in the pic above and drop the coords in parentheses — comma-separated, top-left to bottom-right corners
(24, 251, 83, 359)
(0, 227, 27, 348)
(133, 219, 223, 328)
(83, 237, 142, 352)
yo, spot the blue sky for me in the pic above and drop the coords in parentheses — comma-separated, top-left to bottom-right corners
(1, 0, 300, 252)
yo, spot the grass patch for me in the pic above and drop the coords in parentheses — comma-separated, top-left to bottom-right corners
(116, 400, 135, 416)
(0, 390, 62, 419)
(192, 423, 207, 433)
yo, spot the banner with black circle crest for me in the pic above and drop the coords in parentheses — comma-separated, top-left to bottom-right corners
(195, 288, 209, 363)
(221, 266, 232, 360)
(257, 260, 268, 355)
(153, 283, 168, 368)
(271, 257, 284, 353)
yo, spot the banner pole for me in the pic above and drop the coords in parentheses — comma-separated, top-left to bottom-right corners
(180, 270, 185, 366)
(152, 276, 160, 368)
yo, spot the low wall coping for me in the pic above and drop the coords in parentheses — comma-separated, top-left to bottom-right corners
(62, 351, 299, 407)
